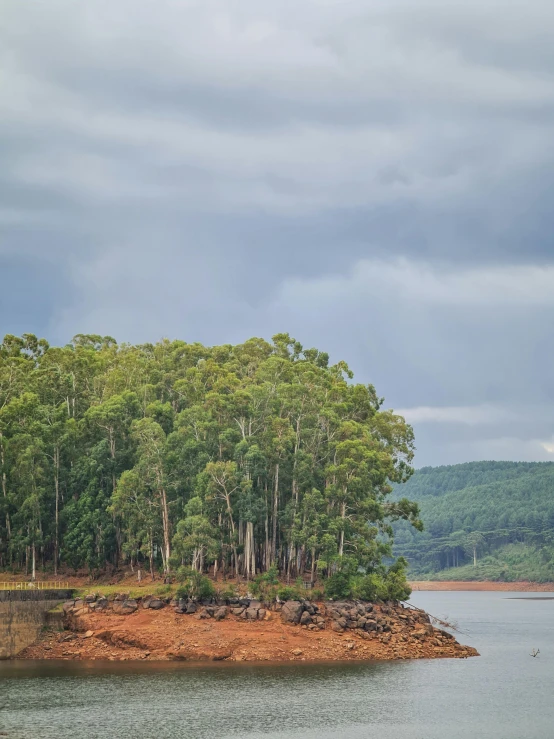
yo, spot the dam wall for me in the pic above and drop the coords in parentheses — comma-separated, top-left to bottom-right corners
(0, 589, 73, 659)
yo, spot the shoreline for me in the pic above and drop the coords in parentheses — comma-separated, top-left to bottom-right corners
(410, 581, 554, 592)
(18, 596, 478, 663)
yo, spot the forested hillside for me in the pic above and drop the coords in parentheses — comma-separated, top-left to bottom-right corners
(393, 461, 554, 582)
(0, 332, 419, 591)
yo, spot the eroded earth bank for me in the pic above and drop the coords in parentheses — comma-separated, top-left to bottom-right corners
(20, 594, 478, 662)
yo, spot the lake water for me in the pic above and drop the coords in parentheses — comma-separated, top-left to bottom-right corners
(1, 591, 553, 739)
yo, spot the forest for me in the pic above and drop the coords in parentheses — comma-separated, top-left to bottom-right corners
(0, 332, 420, 596)
(393, 461, 554, 582)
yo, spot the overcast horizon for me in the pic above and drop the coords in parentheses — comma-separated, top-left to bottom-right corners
(2, 0, 554, 468)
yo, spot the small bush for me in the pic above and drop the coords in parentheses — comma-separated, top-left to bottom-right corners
(277, 584, 303, 601)
(154, 584, 172, 597)
(250, 565, 279, 603)
(324, 571, 353, 600)
(176, 567, 215, 601)
(217, 583, 238, 601)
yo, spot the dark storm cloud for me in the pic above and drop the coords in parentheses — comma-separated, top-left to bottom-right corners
(2, 0, 554, 466)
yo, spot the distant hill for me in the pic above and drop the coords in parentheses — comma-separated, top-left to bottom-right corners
(393, 461, 554, 582)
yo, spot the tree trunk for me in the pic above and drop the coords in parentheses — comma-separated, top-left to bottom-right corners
(160, 487, 171, 574)
(54, 445, 60, 576)
(272, 464, 279, 565)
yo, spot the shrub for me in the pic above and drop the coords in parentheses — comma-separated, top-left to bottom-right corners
(277, 584, 303, 601)
(324, 571, 353, 600)
(217, 583, 238, 601)
(250, 565, 279, 603)
(176, 567, 215, 601)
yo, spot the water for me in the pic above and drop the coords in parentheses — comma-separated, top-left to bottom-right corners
(1, 591, 553, 738)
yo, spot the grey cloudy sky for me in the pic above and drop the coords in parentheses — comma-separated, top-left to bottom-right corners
(2, 0, 554, 467)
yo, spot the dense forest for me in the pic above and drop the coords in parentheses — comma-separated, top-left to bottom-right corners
(0, 332, 420, 594)
(393, 461, 554, 582)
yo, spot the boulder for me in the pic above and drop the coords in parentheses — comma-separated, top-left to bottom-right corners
(96, 597, 109, 611)
(214, 606, 228, 621)
(114, 593, 129, 602)
(258, 608, 267, 620)
(300, 611, 313, 626)
(280, 601, 304, 625)
(231, 607, 245, 617)
(148, 598, 165, 610)
(331, 621, 344, 633)
(186, 602, 198, 614)
(85, 594, 97, 604)
(246, 607, 259, 621)
(62, 601, 75, 615)
(112, 599, 138, 615)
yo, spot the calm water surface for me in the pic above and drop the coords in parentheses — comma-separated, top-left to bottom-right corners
(1, 591, 553, 739)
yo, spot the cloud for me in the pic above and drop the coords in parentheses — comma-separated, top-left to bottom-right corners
(396, 405, 516, 426)
(2, 0, 554, 466)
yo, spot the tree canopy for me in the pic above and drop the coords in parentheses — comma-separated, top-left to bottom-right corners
(0, 332, 419, 584)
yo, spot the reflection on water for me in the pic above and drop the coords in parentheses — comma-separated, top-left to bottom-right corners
(1, 592, 553, 739)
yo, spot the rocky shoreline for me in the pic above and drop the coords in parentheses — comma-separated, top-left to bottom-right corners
(19, 593, 478, 662)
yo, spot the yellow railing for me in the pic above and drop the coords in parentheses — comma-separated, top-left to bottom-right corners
(0, 581, 71, 591)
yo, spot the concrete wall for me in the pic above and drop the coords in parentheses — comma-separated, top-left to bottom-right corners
(0, 590, 73, 659)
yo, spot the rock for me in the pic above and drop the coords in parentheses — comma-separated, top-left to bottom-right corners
(231, 607, 245, 616)
(186, 603, 197, 614)
(112, 599, 138, 615)
(211, 651, 232, 661)
(239, 598, 250, 608)
(84, 631, 94, 638)
(246, 607, 259, 621)
(96, 598, 109, 611)
(364, 619, 377, 632)
(196, 608, 211, 620)
(148, 599, 165, 610)
(62, 601, 75, 615)
(85, 594, 97, 604)
(258, 609, 267, 620)
(300, 611, 313, 626)
(291, 648, 303, 656)
(331, 622, 344, 633)
(280, 601, 304, 625)
(114, 593, 129, 602)
(214, 606, 228, 621)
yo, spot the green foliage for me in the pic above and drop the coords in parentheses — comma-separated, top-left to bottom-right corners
(216, 583, 238, 601)
(392, 462, 554, 581)
(250, 564, 279, 602)
(277, 584, 304, 601)
(324, 571, 354, 600)
(175, 567, 215, 601)
(0, 332, 418, 581)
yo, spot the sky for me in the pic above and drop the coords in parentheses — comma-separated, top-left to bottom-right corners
(1, 0, 554, 467)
